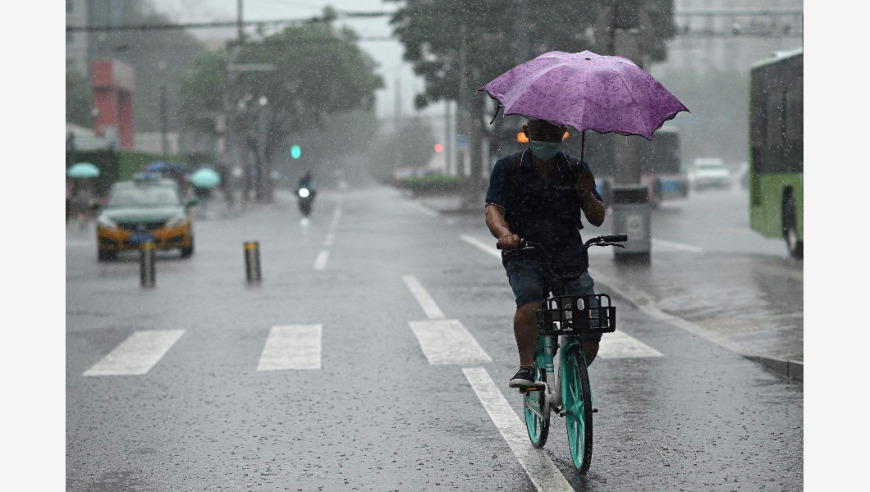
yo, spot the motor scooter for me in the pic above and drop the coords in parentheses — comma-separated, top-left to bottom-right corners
(297, 185, 315, 216)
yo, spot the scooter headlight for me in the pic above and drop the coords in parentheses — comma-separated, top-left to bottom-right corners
(298, 188, 310, 198)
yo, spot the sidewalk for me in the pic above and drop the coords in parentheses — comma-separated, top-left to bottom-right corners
(417, 194, 804, 382)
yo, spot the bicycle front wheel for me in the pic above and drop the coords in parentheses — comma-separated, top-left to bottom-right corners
(563, 346, 593, 474)
(524, 365, 550, 448)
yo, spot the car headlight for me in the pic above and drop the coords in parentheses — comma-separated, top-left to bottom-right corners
(165, 214, 188, 229)
(97, 215, 118, 229)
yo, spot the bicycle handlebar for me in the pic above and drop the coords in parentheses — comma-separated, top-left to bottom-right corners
(496, 234, 628, 251)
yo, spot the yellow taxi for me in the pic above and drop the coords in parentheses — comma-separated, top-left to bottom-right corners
(96, 176, 196, 261)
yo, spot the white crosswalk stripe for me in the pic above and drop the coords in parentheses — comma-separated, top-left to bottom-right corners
(409, 319, 492, 365)
(83, 330, 185, 376)
(257, 324, 322, 371)
(598, 331, 663, 358)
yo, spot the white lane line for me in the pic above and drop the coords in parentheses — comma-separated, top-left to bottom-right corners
(314, 250, 329, 270)
(329, 202, 342, 230)
(323, 232, 335, 247)
(409, 319, 492, 365)
(651, 238, 705, 253)
(414, 203, 439, 217)
(462, 368, 573, 492)
(402, 275, 446, 319)
(83, 330, 185, 376)
(257, 325, 322, 370)
(597, 331, 663, 359)
(460, 234, 501, 259)
(589, 268, 752, 355)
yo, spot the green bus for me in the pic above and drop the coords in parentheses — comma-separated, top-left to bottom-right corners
(749, 49, 803, 258)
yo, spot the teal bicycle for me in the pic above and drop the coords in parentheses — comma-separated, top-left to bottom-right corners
(511, 234, 626, 474)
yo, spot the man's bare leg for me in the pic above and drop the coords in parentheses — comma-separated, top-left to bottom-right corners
(515, 302, 539, 366)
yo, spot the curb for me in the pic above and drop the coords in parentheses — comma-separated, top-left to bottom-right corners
(742, 355, 803, 381)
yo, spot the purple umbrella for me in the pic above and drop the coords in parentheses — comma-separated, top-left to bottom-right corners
(479, 50, 689, 141)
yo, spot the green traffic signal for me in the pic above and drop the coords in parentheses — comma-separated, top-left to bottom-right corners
(291, 145, 301, 159)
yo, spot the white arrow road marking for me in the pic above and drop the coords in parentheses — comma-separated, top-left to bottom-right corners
(410, 319, 492, 365)
(257, 325, 322, 371)
(314, 250, 329, 270)
(462, 367, 574, 492)
(403, 275, 446, 319)
(83, 330, 185, 376)
(597, 331, 663, 358)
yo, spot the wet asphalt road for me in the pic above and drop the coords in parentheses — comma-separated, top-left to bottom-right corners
(66, 184, 802, 491)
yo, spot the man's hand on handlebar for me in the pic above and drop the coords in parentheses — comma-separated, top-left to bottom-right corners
(497, 233, 522, 250)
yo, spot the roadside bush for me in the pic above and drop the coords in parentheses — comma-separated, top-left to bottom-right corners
(396, 175, 464, 196)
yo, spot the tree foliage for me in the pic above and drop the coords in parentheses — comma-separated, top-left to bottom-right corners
(367, 116, 438, 182)
(179, 17, 384, 165)
(388, 0, 676, 109)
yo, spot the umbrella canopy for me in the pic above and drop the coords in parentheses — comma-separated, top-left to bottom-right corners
(67, 162, 100, 178)
(190, 168, 220, 188)
(147, 162, 191, 175)
(145, 161, 167, 172)
(479, 50, 689, 140)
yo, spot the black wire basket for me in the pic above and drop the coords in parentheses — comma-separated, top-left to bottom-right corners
(535, 294, 616, 335)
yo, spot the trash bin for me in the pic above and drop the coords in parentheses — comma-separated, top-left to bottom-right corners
(610, 184, 651, 263)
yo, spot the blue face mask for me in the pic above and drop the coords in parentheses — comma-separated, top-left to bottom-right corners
(529, 140, 561, 161)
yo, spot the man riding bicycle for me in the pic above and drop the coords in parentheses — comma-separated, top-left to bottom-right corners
(485, 119, 606, 389)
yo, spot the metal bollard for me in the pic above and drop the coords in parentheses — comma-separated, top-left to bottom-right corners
(140, 241, 156, 288)
(244, 241, 262, 283)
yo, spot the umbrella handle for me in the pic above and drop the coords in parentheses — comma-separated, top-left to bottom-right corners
(580, 131, 585, 164)
(489, 104, 502, 125)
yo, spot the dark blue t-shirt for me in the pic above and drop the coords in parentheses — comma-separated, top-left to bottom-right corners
(485, 149, 602, 255)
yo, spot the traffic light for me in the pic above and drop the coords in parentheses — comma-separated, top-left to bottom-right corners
(434, 143, 443, 152)
(290, 145, 301, 159)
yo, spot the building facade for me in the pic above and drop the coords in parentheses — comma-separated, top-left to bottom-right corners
(656, 0, 803, 76)
(66, 0, 89, 75)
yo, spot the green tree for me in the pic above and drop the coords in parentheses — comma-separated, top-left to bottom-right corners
(66, 61, 94, 127)
(367, 117, 438, 183)
(179, 14, 383, 199)
(387, 0, 676, 187)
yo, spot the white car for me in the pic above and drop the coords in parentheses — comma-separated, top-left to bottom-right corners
(690, 158, 732, 191)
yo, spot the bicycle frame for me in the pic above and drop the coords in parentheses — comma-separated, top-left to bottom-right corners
(515, 234, 626, 472)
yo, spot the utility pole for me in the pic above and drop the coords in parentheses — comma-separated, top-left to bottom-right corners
(395, 75, 402, 172)
(160, 85, 169, 155)
(444, 100, 452, 175)
(237, 0, 244, 42)
(597, 0, 653, 263)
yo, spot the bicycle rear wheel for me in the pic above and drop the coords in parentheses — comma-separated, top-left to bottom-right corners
(523, 365, 550, 447)
(563, 346, 593, 474)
